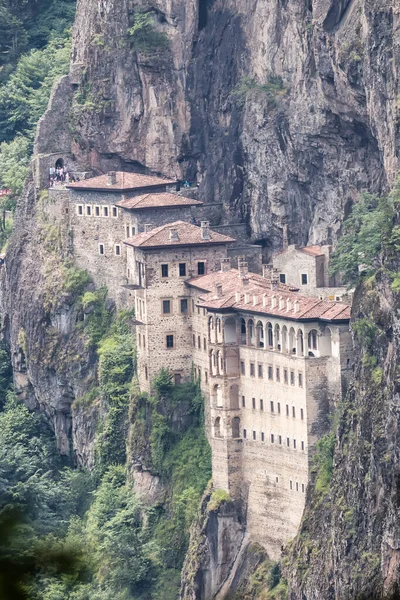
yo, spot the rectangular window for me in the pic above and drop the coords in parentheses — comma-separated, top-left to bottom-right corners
(252, 397, 256, 409)
(115, 245, 121, 256)
(290, 371, 295, 385)
(112, 206, 118, 217)
(301, 408, 304, 420)
(143, 335, 146, 349)
(277, 402, 281, 414)
(301, 441, 304, 451)
(77, 205, 83, 216)
(293, 439, 297, 449)
(296, 482, 299, 491)
(270, 400, 274, 413)
(299, 372, 303, 387)
(286, 404, 289, 416)
(86, 205, 91, 216)
(276, 367, 280, 382)
(240, 361, 245, 375)
(243, 429, 247, 439)
(197, 261, 205, 275)
(138, 333, 141, 347)
(180, 298, 188, 314)
(198, 335, 201, 349)
(290, 480, 293, 490)
(279, 273, 286, 284)
(284, 369, 288, 384)
(203, 338, 206, 351)
(197, 306, 200, 314)
(166, 334, 174, 349)
(99, 243, 105, 255)
(242, 395, 246, 408)
(258, 364, 263, 378)
(278, 435, 282, 445)
(268, 366, 273, 380)
(193, 334, 196, 347)
(302, 483, 305, 493)
(271, 433, 275, 443)
(95, 206, 100, 216)
(287, 437, 290, 447)
(131, 226, 136, 236)
(252, 431, 256, 441)
(260, 398, 264, 411)
(292, 406, 296, 418)
(162, 300, 171, 314)
(250, 363, 255, 377)
(179, 263, 187, 277)
(126, 225, 130, 237)
(145, 366, 148, 380)
(192, 299, 195, 311)
(261, 432, 265, 442)
(301, 273, 308, 285)
(161, 264, 169, 278)
(205, 371, 208, 383)
(103, 206, 109, 217)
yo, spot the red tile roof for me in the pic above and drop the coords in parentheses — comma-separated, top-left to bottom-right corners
(187, 269, 350, 323)
(300, 245, 326, 257)
(124, 221, 235, 249)
(66, 171, 176, 192)
(115, 193, 203, 210)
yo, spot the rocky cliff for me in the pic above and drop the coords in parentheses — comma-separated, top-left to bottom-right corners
(38, 0, 399, 252)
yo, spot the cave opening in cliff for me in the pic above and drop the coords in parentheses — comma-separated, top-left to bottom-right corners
(198, 0, 207, 30)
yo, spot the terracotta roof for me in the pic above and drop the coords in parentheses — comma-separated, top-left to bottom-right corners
(66, 171, 176, 192)
(115, 193, 203, 210)
(188, 269, 350, 323)
(300, 245, 326, 257)
(124, 221, 235, 249)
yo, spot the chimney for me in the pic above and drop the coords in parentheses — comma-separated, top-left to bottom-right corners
(263, 294, 268, 307)
(244, 293, 250, 304)
(262, 264, 273, 280)
(220, 258, 231, 272)
(279, 296, 285, 310)
(107, 171, 117, 186)
(169, 228, 179, 241)
(282, 224, 288, 250)
(238, 260, 249, 278)
(201, 221, 211, 240)
(235, 292, 241, 302)
(144, 223, 153, 232)
(271, 295, 277, 308)
(215, 283, 223, 298)
(253, 295, 258, 306)
(293, 300, 299, 314)
(286, 298, 292, 312)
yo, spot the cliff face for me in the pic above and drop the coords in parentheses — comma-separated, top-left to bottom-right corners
(286, 268, 400, 600)
(55, 0, 399, 251)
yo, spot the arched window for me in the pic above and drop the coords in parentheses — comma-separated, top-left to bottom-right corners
(224, 317, 237, 343)
(214, 416, 222, 438)
(212, 383, 223, 407)
(208, 316, 214, 342)
(232, 416, 240, 439)
(281, 326, 288, 353)
(289, 327, 296, 354)
(298, 329, 304, 356)
(308, 329, 318, 351)
(229, 384, 239, 409)
(256, 321, 264, 348)
(248, 319, 255, 346)
(217, 350, 223, 375)
(240, 318, 247, 344)
(275, 324, 281, 351)
(55, 157, 64, 169)
(267, 323, 273, 348)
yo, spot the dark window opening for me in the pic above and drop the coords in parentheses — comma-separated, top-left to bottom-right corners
(161, 264, 169, 278)
(166, 334, 174, 348)
(180, 298, 188, 313)
(179, 263, 187, 276)
(279, 273, 286, 284)
(163, 300, 171, 314)
(301, 273, 308, 285)
(197, 261, 205, 275)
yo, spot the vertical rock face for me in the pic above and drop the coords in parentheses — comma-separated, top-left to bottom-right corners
(53, 0, 399, 252)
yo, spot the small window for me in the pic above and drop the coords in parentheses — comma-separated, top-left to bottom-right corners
(279, 273, 286, 284)
(290, 371, 295, 385)
(179, 263, 187, 277)
(290, 480, 293, 490)
(126, 225, 130, 237)
(243, 429, 247, 439)
(143, 336, 146, 348)
(197, 306, 200, 314)
(95, 206, 100, 216)
(270, 400, 274, 413)
(271, 433, 275, 444)
(252, 397, 256, 409)
(240, 361, 245, 375)
(296, 481, 299, 491)
(192, 299, 195, 311)
(261, 432, 265, 442)
(131, 226, 136, 236)
(166, 334, 174, 348)
(268, 366, 273, 380)
(138, 333, 141, 347)
(252, 431, 256, 441)
(115, 244, 121, 256)
(198, 335, 201, 349)
(299, 372, 303, 387)
(260, 398, 264, 411)
(197, 261, 205, 275)
(293, 439, 297, 449)
(77, 205, 83, 216)
(86, 205, 91, 216)
(180, 298, 188, 314)
(112, 206, 117, 217)
(99, 243, 105, 255)
(205, 371, 208, 383)
(103, 206, 109, 217)
(301, 441, 304, 451)
(276, 476, 279, 483)
(278, 435, 282, 445)
(301, 273, 308, 285)
(301, 408, 304, 420)
(292, 406, 296, 418)
(161, 264, 169, 278)
(277, 402, 281, 414)
(242, 395, 246, 408)
(162, 300, 171, 314)
(287, 437, 290, 447)
(193, 334, 196, 347)
(203, 338, 206, 350)
(286, 404, 289, 416)
(302, 483, 305, 493)
(250, 363, 255, 377)
(284, 369, 288, 384)
(258, 364, 263, 378)
(276, 367, 280, 382)
(145, 366, 148, 380)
